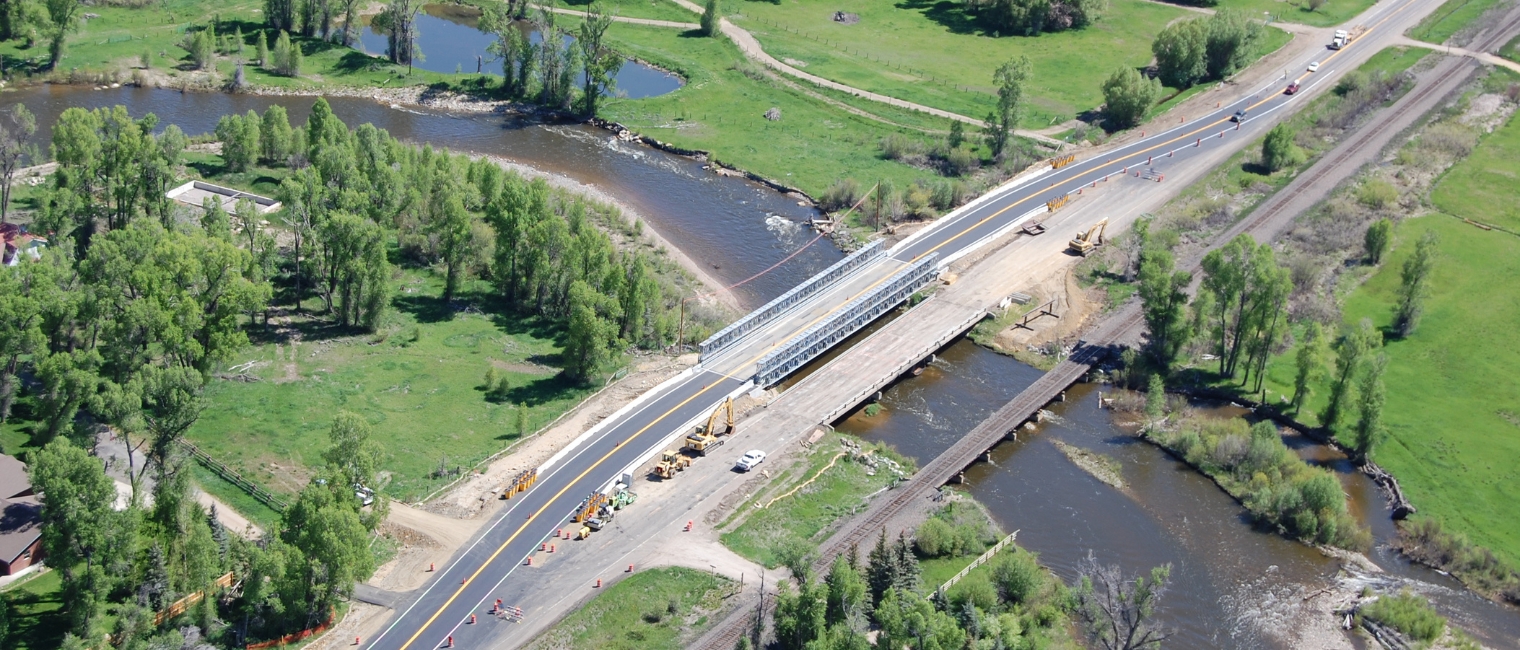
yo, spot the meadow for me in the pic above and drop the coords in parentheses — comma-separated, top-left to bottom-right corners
(1406, 0, 1511, 45)
(725, 0, 1294, 127)
(521, 567, 735, 650)
(718, 433, 914, 568)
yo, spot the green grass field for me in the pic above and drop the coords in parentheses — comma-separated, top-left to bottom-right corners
(597, 22, 952, 196)
(1214, 0, 1378, 28)
(1429, 112, 1520, 232)
(719, 434, 914, 568)
(186, 269, 594, 503)
(540, 0, 702, 24)
(1406, 0, 1508, 45)
(723, 0, 1294, 127)
(1, 570, 66, 650)
(521, 567, 734, 650)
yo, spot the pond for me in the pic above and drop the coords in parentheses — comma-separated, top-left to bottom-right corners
(358, 4, 683, 99)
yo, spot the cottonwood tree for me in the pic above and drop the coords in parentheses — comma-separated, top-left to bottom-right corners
(1152, 18, 1208, 88)
(1351, 354, 1387, 461)
(1101, 67, 1161, 129)
(1204, 9, 1264, 80)
(562, 280, 621, 383)
(1137, 247, 1192, 370)
(700, 0, 720, 36)
(43, 0, 81, 68)
(482, 4, 530, 97)
(0, 104, 36, 222)
(1290, 321, 1330, 414)
(323, 411, 389, 526)
(874, 588, 966, 650)
(1072, 551, 1173, 650)
(1393, 230, 1438, 338)
(1364, 218, 1392, 264)
(1321, 318, 1380, 431)
(216, 111, 262, 173)
(30, 438, 125, 633)
(0, 256, 51, 422)
(578, 5, 622, 118)
(1200, 235, 1290, 384)
(534, 9, 578, 109)
(985, 56, 1032, 160)
(265, 0, 296, 32)
(374, 0, 422, 70)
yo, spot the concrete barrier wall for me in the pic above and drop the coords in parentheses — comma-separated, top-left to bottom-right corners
(699, 239, 886, 360)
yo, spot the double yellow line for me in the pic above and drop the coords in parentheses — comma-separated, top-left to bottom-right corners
(390, 6, 1414, 646)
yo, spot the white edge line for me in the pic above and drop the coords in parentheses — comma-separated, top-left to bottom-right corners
(537, 365, 702, 474)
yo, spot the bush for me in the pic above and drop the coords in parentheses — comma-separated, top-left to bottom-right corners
(1356, 178, 1398, 209)
(944, 146, 979, 176)
(952, 572, 1000, 611)
(820, 178, 863, 212)
(930, 180, 970, 209)
(915, 517, 955, 557)
(1361, 591, 1446, 642)
(992, 550, 1042, 605)
(1101, 67, 1162, 129)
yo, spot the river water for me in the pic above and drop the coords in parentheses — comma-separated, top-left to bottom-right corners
(835, 340, 1520, 649)
(9, 84, 838, 309)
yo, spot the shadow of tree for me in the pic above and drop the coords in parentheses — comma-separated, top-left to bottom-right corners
(896, 0, 985, 35)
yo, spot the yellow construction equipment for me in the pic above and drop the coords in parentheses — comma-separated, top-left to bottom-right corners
(684, 399, 735, 456)
(1068, 218, 1108, 256)
(577, 526, 591, 540)
(652, 450, 691, 479)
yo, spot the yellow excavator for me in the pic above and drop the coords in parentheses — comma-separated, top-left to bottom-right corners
(684, 399, 735, 456)
(652, 450, 691, 479)
(1068, 218, 1108, 256)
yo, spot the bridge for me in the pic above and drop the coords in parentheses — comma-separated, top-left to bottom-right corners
(363, 0, 1444, 645)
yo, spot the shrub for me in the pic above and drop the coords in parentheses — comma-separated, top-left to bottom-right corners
(930, 180, 970, 209)
(953, 572, 1000, 611)
(879, 133, 923, 161)
(915, 517, 954, 557)
(1361, 591, 1446, 642)
(1356, 178, 1398, 209)
(820, 178, 862, 212)
(944, 146, 979, 176)
(992, 550, 1042, 605)
(1364, 218, 1392, 264)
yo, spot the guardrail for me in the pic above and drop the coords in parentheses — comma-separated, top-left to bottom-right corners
(699, 239, 886, 360)
(754, 253, 938, 386)
(180, 440, 289, 512)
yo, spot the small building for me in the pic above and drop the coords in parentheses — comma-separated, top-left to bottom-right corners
(1, 222, 46, 266)
(0, 453, 42, 576)
(166, 180, 281, 215)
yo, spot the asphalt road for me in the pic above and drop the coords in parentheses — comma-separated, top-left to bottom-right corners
(364, 3, 1431, 647)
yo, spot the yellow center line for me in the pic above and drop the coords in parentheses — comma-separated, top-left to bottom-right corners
(393, 7, 1418, 646)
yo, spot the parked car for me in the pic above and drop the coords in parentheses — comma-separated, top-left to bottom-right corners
(1285, 81, 1300, 95)
(735, 450, 767, 472)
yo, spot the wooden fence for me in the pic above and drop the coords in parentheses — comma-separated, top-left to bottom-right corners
(937, 530, 1019, 595)
(153, 572, 236, 625)
(180, 440, 289, 512)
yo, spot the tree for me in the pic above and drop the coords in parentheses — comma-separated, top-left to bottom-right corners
(1364, 218, 1392, 264)
(335, 0, 362, 45)
(1136, 247, 1192, 370)
(874, 588, 966, 650)
(947, 120, 965, 149)
(1321, 318, 1380, 431)
(0, 589, 10, 648)
(0, 251, 49, 422)
(1152, 18, 1207, 88)
(515, 404, 530, 436)
(1204, 9, 1264, 80)
(261, 105, 294, 165)
(535, 9, 578, 109)
(255, 29, 269, 66)
(44, 0, 82, 69)
(482, 4, 528, 97)
(577, 4, 622, 118)
(30, 438, 122, 633)
(1071, 552, 1173, 650)
(280, 480, 377, 620)
(1393, 230, 1438, 338)
(1260, 123, 1303, 172)
(0, 104, 37, 222)
(1145, 373, 1165, 427)
(773, 578, 827, 649)
(323, 412, 384, 490)
(1350, 354, 1386, 461)
(266, 0, 296, 32)
(1101, 67, 1161, 129)
(986, 56, 1032, 159)
(186, 26, 217, 71)
(428, 192, 476, 303)
(215, 111, 261, 173)
(824, 554, 870, 627)
(374, 0, 422, 69)
(1290, 321, 1329, 414)
(562, 280, 620, 383)
(700, 0, 720, 36)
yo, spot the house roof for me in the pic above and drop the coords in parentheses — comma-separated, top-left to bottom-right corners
(0, 453, 31, 499)
(0, 495, 41, 564)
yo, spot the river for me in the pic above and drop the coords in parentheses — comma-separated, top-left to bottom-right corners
(9, 83, 838, 309)
(835, 340, 1520, 649)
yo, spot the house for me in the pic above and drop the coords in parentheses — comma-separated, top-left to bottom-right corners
(0, 453, 42, 576)
(1, 222, 47, 266)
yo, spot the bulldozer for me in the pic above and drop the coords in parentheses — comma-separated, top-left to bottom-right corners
(652, 450, 691, 479)
(1068, 218, 1108, 256)
(684, 398, 735, 456)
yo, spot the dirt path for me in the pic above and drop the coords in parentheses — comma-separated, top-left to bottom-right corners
(1394, 35, 1520, 73)
(530, 3, 698, 29)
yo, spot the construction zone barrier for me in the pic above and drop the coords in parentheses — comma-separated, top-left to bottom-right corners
(245, 608, 336, 649)
(574, 491, 610, 523)
(1050, 153, 1076, 169)
(1046, 195, 1071, 212)
(500, 468, 538, 499)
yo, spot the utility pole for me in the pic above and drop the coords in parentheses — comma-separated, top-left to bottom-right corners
(874, 180, 882, 231)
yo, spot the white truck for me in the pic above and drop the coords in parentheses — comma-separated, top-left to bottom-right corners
(1331, 29, 1348, 49)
